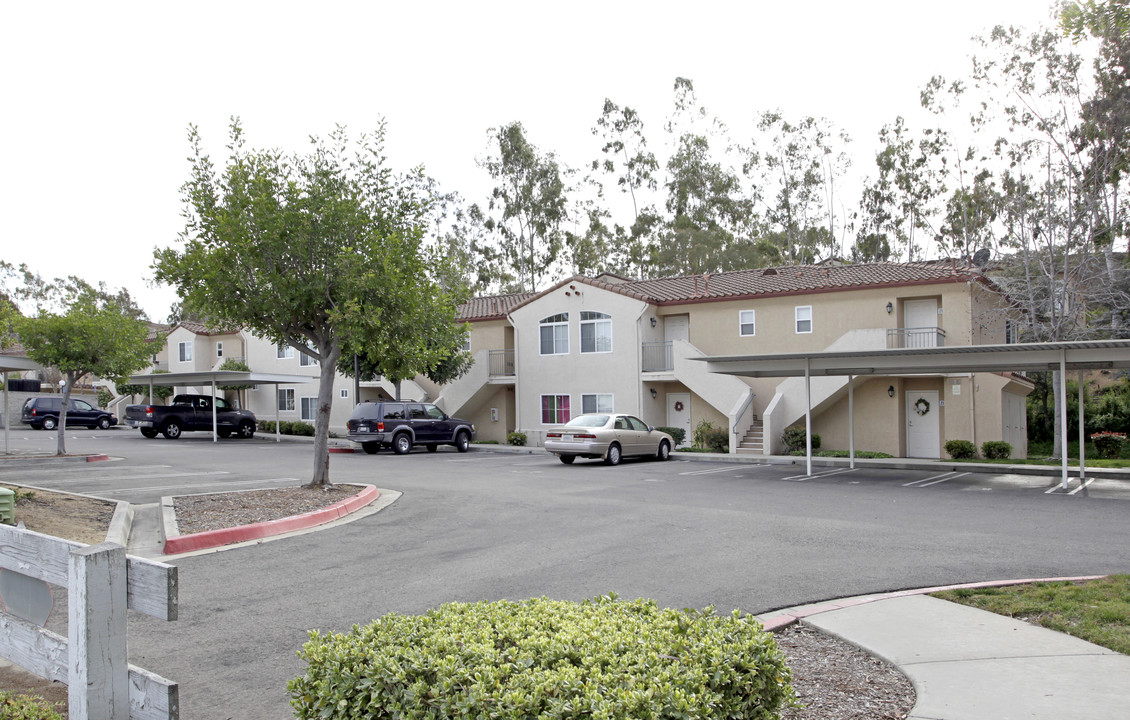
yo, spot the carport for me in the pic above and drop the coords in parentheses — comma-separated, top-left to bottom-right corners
(2, 355, 43, 455)
(124, 370, 314, 443)
(698, 339, 1130, 490)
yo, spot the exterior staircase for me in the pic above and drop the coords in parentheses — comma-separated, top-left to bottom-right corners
(736, 418, 764, 455)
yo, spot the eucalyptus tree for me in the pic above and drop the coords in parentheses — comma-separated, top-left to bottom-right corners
(156, 119, 464, 487)
(477, 122, 570, 293)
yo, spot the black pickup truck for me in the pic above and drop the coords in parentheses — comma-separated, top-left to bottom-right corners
(124, 394, 257, 439)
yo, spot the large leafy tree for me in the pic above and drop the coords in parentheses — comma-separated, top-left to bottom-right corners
(155, 119, 466, 487)
(11, 270, 152, 455)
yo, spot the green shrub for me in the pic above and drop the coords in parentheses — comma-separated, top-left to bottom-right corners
(473, 440, 500, 444)
(96, 387, 114, 409)
(257, 420, 316, 437)
(692, 420, 729, 452)
(656, 425, 686, 446)
(259, 420, 276, 433)
(782, 426, 820, 453)
(980, 441, 1012, 460)
(289, 421, 316, 437)
(1090, 431, 1126, 459)
(945, 440, 977, 459)
(0, 691, 64, 720)
(289, 594, 796, 720)
(507, 431, 527, 446)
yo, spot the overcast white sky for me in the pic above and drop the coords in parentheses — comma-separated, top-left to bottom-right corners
(2, 1, 1056, 320)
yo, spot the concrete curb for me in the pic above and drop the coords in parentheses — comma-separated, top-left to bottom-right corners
(161, 484, 381, 554)
(106, 501, 133, 547)
(757, 575, 1108, 631)
(0, 453, 113, 467)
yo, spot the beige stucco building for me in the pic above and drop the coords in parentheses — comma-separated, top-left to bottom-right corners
(436, 260, 1032, 459)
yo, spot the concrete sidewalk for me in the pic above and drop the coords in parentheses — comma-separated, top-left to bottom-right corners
(762, 592, 1130, 720)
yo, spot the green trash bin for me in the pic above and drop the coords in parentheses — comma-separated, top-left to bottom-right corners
(0, 487, 14, 524)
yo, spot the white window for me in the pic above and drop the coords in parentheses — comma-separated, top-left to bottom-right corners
(795, 306, 813, 334)
(461, 336, 471, 353)
(277, 343, 294, 359)
(541, 394, 571, 424)
(216, 341, 224, 358)
(340, 389, 349, 399)
(539, 313, 569, 355)
(300, 350, 317, 367)
(580, 311, 612, 353)
(581, 393, 614, 414)
(277, 388, 295, 411)
(178, 341, 192, 363)
(739, 310, 756, 337)
(1005, 320, 1016, 344)
(300, 397, 317, 421)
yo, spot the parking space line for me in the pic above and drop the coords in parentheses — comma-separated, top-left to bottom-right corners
(918, 471, 969, 487)
(96, 477, 299, 495)
(30, 470, 231, 484)
(1069, 478, 1097, 495)
(784, 468, 856, 482)
(904, 471, 962, 487)
(679, 466, 744, 476)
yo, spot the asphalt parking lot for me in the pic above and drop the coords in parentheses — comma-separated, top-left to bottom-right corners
(3, 428, 1130, 719)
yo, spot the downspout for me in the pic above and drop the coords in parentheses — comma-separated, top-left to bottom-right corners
(1078, 370, 1086, 481)
(508, 314, 521, 440)
(968, 373, 976, 451)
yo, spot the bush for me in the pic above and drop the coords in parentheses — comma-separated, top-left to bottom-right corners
(0, 691, 64, 720)
(692, 420, 729, 452)
(257, 420, 316, 436)
(782, 426, 820, 453)
(945, 439, 976, 459)
(655, 425, 686, 446)
(96, 387, 113, 409)
(980, 441, 1012, 460)
(507, 431, 527, 446)
(289, 594, 796, 720)
(1090, 431, 1126, 459)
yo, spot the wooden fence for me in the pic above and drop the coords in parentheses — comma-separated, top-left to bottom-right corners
(0, 524, 178, 720)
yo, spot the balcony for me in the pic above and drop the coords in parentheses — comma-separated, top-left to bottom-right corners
(489, 349, 515, 377)
(642, 341, 674, 372)
(887, 327, 946, 348)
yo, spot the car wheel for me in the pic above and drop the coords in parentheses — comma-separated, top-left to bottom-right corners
(392, 433, 412, 455)
(162, 421, 182, 439)
(42, 417, 57, 431)
(140, 428, 158, 439)
(217, 429, 232, 438)
(98, 416, 111, 430)
(426, 444, 438, 453)
(362, 442, 380, 455)
(657, 440, 671, 461)
(559, 454, 576, 464)
(454, 431, 470, 453)
(604, 443, 622, 466)
(236, 421, 255, 439)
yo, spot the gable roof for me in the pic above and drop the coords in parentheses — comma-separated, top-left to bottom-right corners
(470, 260, 994, 319)
(173, 321, 242, 336)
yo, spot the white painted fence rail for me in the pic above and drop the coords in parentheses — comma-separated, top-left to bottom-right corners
(0, 523, 178, 720)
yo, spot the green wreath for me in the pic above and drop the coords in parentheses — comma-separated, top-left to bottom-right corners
(914, 398, 930, 416)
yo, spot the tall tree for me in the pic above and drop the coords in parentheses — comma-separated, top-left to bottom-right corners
(477, 122, 570, 292)
(156, 119, 466, 487)
(12, 271, 152, 455)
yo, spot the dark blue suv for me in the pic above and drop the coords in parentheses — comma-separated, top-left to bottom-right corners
(346, 401, 475, 455)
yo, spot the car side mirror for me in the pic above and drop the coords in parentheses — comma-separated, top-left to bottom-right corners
(648, 426, 655, 432)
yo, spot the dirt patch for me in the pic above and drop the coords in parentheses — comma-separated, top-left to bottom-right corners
(2, 485, 115, 545)
(173, 484, 363, 535)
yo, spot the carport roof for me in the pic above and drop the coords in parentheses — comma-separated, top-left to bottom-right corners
(125, 371, 314, 386)
(696, 339, 1130, 378)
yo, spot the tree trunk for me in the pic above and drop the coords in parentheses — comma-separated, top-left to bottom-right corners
(56, 372, 79, 456)
(307, 341, 342, 488)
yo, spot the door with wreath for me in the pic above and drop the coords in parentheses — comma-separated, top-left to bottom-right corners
(667, 393, 691, 447)
(905, 390, 940, 458)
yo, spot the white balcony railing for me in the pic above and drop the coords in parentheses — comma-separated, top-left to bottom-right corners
(642, 341, 674, 372)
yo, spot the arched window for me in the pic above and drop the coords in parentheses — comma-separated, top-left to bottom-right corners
(539, 313, 569, 355)
(580, 311, 612, 353)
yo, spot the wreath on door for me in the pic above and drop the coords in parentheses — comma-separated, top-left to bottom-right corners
(674, 401, 684, 412)
(914, 398, 930, 416)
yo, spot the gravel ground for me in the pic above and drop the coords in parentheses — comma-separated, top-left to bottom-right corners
(169, 484, 916, 718)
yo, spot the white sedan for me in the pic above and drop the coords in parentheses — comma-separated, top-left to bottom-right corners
(544, 413, 674, 465)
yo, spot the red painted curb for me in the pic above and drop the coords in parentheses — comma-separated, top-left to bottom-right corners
(86, 454, 110, 462)
(761, 575, 1108, 631)
(163, 485, 380, 554)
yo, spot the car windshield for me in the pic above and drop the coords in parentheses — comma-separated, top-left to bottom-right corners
(564, 415, 610, 428)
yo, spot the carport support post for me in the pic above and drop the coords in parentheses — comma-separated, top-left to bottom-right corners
(211, 379, 218, 442)
(1060, 350, 1069, 491)
(1078, 370, 1085, 481)
(848, 375, 855, 469)
(805, 358, 813, 477)
(275, 389, 281, 443)
(3, 370, 9, 455)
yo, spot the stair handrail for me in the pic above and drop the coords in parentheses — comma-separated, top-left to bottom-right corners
(729, 388, 757, 453)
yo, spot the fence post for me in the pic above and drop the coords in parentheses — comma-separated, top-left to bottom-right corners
(69, 543, 129, 720)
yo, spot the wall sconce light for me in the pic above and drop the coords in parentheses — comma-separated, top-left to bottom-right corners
(887, 385, 895, 398)
(650, 317, 657, 328)
(650, 388, 658, 399)
(886, 302, 893, 314)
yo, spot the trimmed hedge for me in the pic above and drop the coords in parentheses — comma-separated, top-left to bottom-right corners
(507, 431, 527, 446)
(656, 426, 686, 446)
(980, 441, 1012, 460)
(944, 439, 976, 459)
(781, 426, 820, 453)
(259, 420, 316, 436)
(289, 595, 797, 720)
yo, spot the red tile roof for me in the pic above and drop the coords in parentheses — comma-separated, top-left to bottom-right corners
(457, 293, 538, 321)
(174, 321, 242, 336)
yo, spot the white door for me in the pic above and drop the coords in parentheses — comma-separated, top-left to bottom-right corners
(667, 393, 691, 446)
(906, 390, 940, 458)
(903, 299, 939, 347)
(1002, 392, 1025, 457)
(664, 315, 689, 343)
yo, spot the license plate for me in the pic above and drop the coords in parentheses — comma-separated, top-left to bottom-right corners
(358, 425, 369, 432)
(562, 434, 574, 442)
